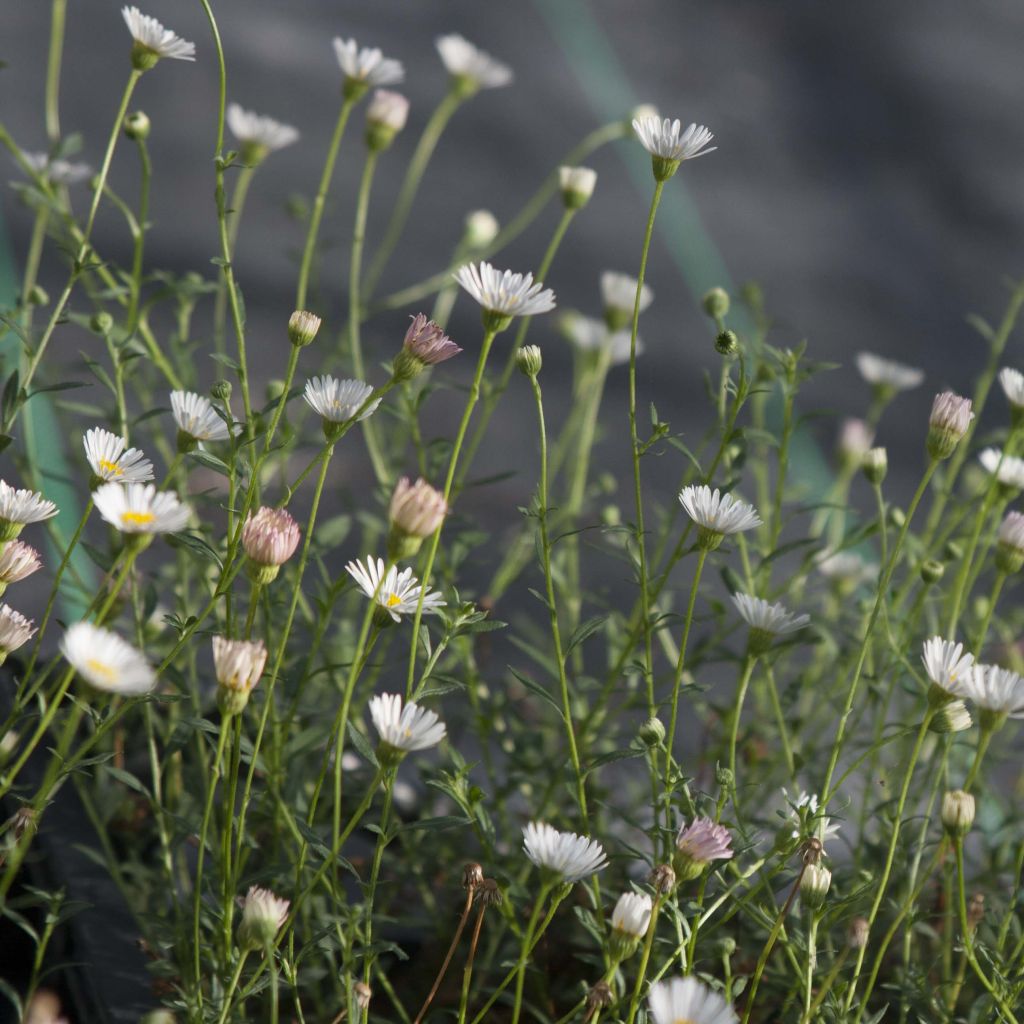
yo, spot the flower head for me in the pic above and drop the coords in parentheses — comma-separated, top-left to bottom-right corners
(837, 418, 874, 464)
(648, 976, 737, 1024)
(611, 891, 652, 940)
(0, 604, 36, 661)
(815, 549, 876, 587)
(632, 117, 715, 180)
(288, 310, 322, 348)
(464, 209, 499, 248)
(979, 448, 1024, 492)
(242, 507, 300, 581)
(369, 693, 446, 761)
(333, 37, 403, 96)
(171, 390, 233, 445)
(365, 89, 409, 149)
(996, 510, 1024, 574)
(782, 790, 841, 847)
(388, 477, 447, 559)
(454, 261, 556, 329)
(303, 376, 380, 435)
(84, 427, 154, 486)
(436, 34, 512, 92)
(93, 482, 189, 535)
(22, 152, 92, 186)
(856, 352, 924, 393)
(238, 886, 289, 950)
(0, 480, 58, 541)
(961, 663, 1024, 720)
(562, 313, 638, 366)
(999, 366, 1024, 419)
(345, 556, 445, 624)
(601, 271, 652, 329)
(121, 6, 195, 68)
(674, 817, 733, 880)
(61, 622, 155, 695)
(731, 593, 809, 653)
(0, 540, 42, 593)
(678, 485, 761, 550)
(927, 391, 973, 460)
(922, 636, 974, 702)
(559, 165, 597, 209)
(213, 636, 268, 714)
(227, 103, 299, 162)
(942, 790, 975, 838)
(393, 314, 461, 380)
(522, 821, 607, 883)
(800, 863, 832, 910)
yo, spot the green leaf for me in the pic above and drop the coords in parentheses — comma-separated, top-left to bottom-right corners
(508, 666, 564, 721)
(400, 815, 471, 834)
(566, 615, 608, 657)
(346, 722, 379, 768)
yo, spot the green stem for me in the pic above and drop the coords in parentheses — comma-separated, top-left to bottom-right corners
(973, 572, 1006, 656)
(727, 654, 758, 802)
(45, 0, 67, 142)
(216, 950, 251, 1024)
(213, 163, 256, 351)
(625, 895, 662, 1024)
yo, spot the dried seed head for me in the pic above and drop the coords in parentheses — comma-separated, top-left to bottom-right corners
(967, 892, 985, 930)
(463, 862, 484, 891)
(586, 981, 614, 1013)
(354, 982, 372, 1010)
(802, 837, 824, 866)
(476, 878, 503, 906)
(648, 863, 677, 894)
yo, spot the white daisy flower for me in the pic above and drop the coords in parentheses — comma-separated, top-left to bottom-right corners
(83, 427, 154, 485)
(561, 314, 639, 367)
(61, 622, 156, 695)
(454, 261, 556, 323)
(227, 103, 299, 157)
(678, 485, 761, 550)
(170, 390, 233, 443)
(961, 663, 1024, 718)
(999, 367, 1024, 411)
(921, 636, 974, 699)
(611, 892, 652, 939)
(333, 37, 404, 90)
(121, 6, 195, 65)
(815, 549, 877, 585)
(93, 482, 190, 535)
(212, 636, 267, 695)
(23, 152, 92, 186)
(464, 209, 499, 248)
(996, 511, 1024, 574)
(369, 692, 447, 753)
(648, 976, 737, 1024)
(0, 480, 58, 541)
(731, 593, 809, 642)
(0, 540, 43, 589)
(979, 448, 1024, 491)
(303, 376, 380, 425)
(345, 556, 445, 623)
(522, 821, 607, 883)
(366, 89, 409, 133)
(632, 117, 716, 162)
(781, 789, 842, 846)
(436, 34, 513, 91)
(0, 604, 36, 660)
(238, 886, 290, 951)
(601, 271, 653, 321)
(855, 352, 924, 393)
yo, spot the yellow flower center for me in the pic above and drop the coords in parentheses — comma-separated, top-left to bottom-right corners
(85, 658, 117, 681)
(122, 511, 155, 526)
(385, 593, 402, 608)
(99, 459, 123, 476)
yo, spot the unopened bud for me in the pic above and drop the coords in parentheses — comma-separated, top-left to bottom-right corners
(288, 309, 322, 347)
(365, 89, 409, 150)
(799, 863, 832, 911)
(715, 329, 738, 356)
(211, 379, 232, 402)
(27, 285, 48, 307)
(715, 936, 737, 957)
(124, 110, 151, 140)
(639, 716, 665, 748)
(928, 699, 972, 733)
(558, 165, 597, 209)
(464, 209, 499, 249)
(920, 559, 944, 585)
(517, 344, 542, 377)
(862, 447, 888, 485)
(888, 506, 906, 530)
(90, 310, 114, 334)
(715, 765, 734, 790)
(941, 789, 975, 838)
(847, 917, 869, 949)
(265, 379, 286, 403)
(944, 540, 964, 562)
(927, 391, 974, 461)
(702, 287, 730, 320)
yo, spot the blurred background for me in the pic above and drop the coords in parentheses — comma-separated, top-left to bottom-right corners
(3, 0, 1024, 569)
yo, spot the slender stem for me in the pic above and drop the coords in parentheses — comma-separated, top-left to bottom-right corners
(413, 889, 475, 1024)
(457, 904, 488, 1024)
(727, 654, 757, 801)
(973, 572, 1006, 655)
(625, 895, 663, 1024)
(213, 163, 256, 350)
(803, 914, 819, 1022)
(45, 0, 67, 142)
(360, 777, 396, 1005)
(216, 950, 251, 1024)
(763, 663, 796, 779)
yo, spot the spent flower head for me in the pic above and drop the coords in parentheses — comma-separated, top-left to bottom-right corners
(0, 480, 58, 541)
(678, 485, 761, 550)
(239, 886, 289, 950)
(856, 352, 924, 394)
(345, 556, 445, 624)
(93, 482, 189, 536)
(369, 692, 446, 763)
(674, 817, 733, 881)
(522, 821, 607, 883)
(454, 261, 556, 331)
(648, 976, 737, 1024)
(61, 622, 155, 695)
(436, 34, 513, 93)
(83, 427, 154, 487)
(121, 6, 195, 69)
(0, 604, 36, 662)
(632, 116, 715, 180)
(333, 36, 403, 97)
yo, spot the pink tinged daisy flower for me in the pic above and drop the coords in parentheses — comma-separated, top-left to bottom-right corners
(242, 507, 300, 583)
(856, 352, 924, 393)
(388, 477, 447, 560)
(674, 817, 733, 881)
(927, 391, 973, 460)
(978, 447, 1024, 492)
(454, 261, 556, 331)
(213, 636, 268, 715)
(996, 510, 1024, 574)
(522, 821, 607, 884)
(227, 103, 299, 164)
(435, 34, 513, 93)
(678, 485, 761, 551)
(0, 540, 43, 593)
(345, 556, 445, 625)
(333, 37, 404, 98)
(121, 6, 195, 69)
(93, 482, 189, 536)
(648, 976, 738, 1024)
(632, 117, 715, 181)
(369, 693, 446, 765)
(61, 622, 155, 695)
(0, 480, 58, 541)
(83, 427, 154, 486)
(922, 636, 974, 704)
(238, 886, 290, 951)
(0, 604, 36, 663)
(393, 314, 461, 381)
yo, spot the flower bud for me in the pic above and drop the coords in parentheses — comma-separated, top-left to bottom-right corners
(464, 209, 499, 249)
(837, 418, 874, 469)
(995, 511, 1024, 574)
(243, 507, 301, 583)
(847, 917, 869, 949)
(715, 329, 738, 356)
(799, 863, 832, 911)
(517, 344, 543, 378)
(639, 716, 665, 748)
(27, 285, 49, 307)
(238, 886, 289, 950)
(214, 637, 268, 715)
(715, 765, 734, 790)
(124, 110, 151, 140)
(888, 506, 906, 530)
(609, 891, 652, 959)
(715, 937, 737, 957)
(354, 982, 372, 1011)
(927, 391, 974, 460)
(393, 314, 461, 381)
(928, 699, 972, 733)
(90, 311, 114, 334)
(288, 310, 322, 348)
(673, 818, 733, 882)
(365, 89, 409, 150)
(211, 379, 232, 402)
(387, 477, 447, 560)
(862, 446, 888, 485)
(920, 558, 945, 585)
(943, 540, 964, 562)
(558, 165, 597, 209)
(941, 789, 975, 838)
(702, 287, 730, 320)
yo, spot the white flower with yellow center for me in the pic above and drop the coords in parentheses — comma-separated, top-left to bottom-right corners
(0, 480, 58, 541)
(0, 604, 36, 661)
(345, 556, 445, 622)
(921, 636, 974, 699)
(522, 821, 607, 883)
(121, 5, 195, 65)
(227, 103, 299, 155)
(61, 622, 156, 695)
(93, 482, 190, 535)
(303, 376, 380, 426)
(648, 976, 737, 1024)
(454, 261, 556, 321)
(436, 34, 512, 90)
(961, 663, 1024, 718)
(369, 693, 446, 753)
(333, 37, 404, 88)
(170, 390, 233, 443)
(83, 427, 154, 484)
(679, 485, 761, 550)
(856, 352, 924, 392)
